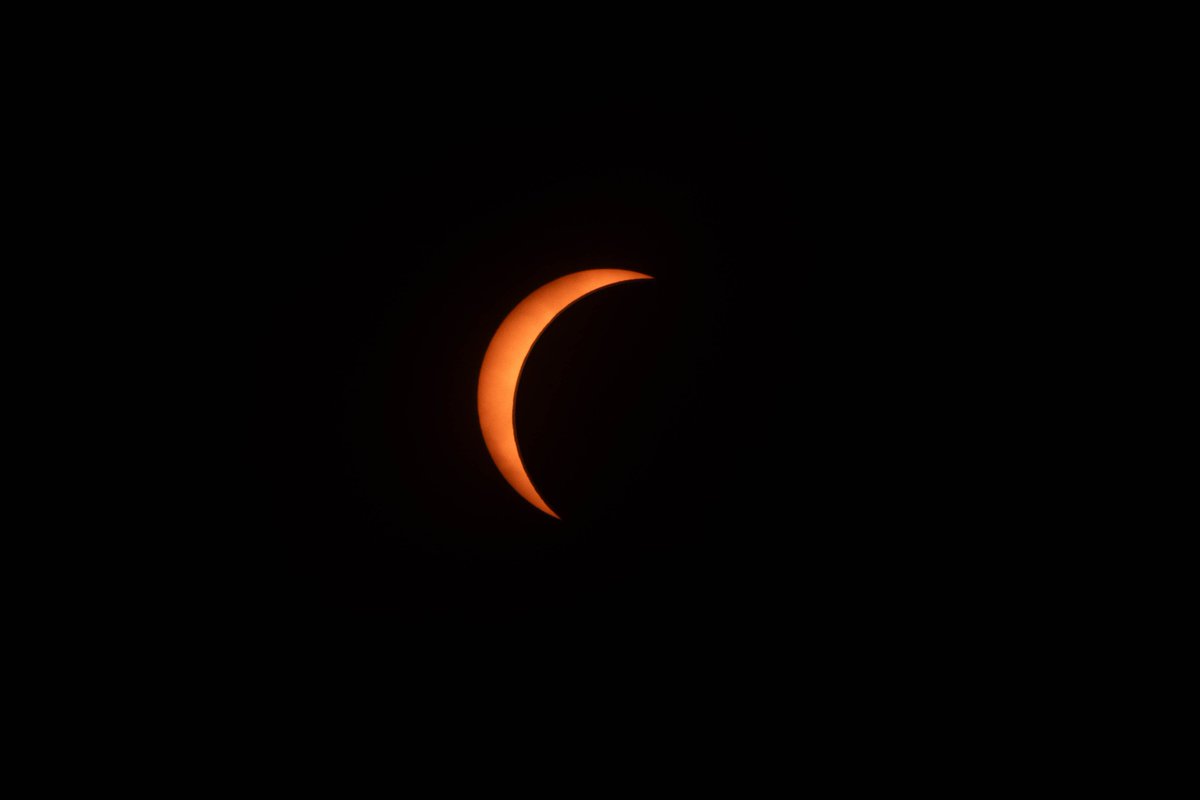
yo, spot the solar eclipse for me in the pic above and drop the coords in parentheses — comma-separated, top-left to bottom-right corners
(477, 269, 654, 518)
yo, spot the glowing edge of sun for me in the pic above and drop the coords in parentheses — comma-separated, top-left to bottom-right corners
(477, 269, 654, 519)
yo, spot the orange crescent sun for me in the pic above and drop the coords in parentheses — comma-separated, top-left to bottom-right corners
(477, 269, 654, 519)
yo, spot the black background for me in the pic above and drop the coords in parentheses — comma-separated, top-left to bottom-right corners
(13, 22, 1118, 766)
(38, 31, 1114, 763)
(187, 91, 1002, 652)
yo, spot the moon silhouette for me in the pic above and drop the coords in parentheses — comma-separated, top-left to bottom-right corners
(478, 269, 654, 519)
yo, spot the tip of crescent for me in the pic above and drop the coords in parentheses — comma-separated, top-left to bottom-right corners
(529, 497, 560, 519)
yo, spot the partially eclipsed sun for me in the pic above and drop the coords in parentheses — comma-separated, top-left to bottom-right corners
(477, 269, 654, 519)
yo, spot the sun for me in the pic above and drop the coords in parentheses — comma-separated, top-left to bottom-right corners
(477, 269, 653, 519)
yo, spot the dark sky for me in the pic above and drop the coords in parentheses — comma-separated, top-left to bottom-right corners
(184, 92, 999, 650)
